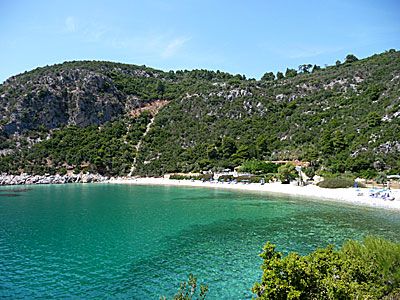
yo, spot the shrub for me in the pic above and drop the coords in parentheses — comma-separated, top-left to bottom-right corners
(217, 175, 233, 181)
(197, 174, 213, 181)
(160, 274, 208, 300)
(277, 162, 298, 184)
(252, 236, 400, 300)
(317, 177, 365, 188)
(169, 174, 192, 180)
(341, 235, 400, 295)
(376, 172, 387, 187)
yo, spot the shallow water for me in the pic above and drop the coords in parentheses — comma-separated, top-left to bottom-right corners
(1, 184, 400, 299)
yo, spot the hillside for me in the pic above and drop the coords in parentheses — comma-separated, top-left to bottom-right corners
(0, 50, 399, 177)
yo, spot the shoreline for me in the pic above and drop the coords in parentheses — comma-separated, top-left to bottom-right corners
(1, 173, 399, 212)
(109, 177, 400, 211)
(0, 173, 108, 185)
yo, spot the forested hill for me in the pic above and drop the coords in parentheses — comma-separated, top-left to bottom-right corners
(0, 50, 399, 177)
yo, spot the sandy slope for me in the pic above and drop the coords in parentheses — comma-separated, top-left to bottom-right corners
(108, 177, 400, 211)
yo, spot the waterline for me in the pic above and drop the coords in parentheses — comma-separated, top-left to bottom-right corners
(1, 184, 399, 299)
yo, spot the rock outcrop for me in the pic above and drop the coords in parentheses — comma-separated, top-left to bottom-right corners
(0, 173, 109, 185)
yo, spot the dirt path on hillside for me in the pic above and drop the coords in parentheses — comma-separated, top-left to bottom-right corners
(128, 116, 155, 176)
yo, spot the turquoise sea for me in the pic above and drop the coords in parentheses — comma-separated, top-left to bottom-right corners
(1, 183, 400, 299)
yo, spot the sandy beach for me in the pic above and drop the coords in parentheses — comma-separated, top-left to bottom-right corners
(109, 177, 400, 211)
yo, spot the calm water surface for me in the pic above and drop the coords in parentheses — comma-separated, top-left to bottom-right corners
(1, 184, 400, 299)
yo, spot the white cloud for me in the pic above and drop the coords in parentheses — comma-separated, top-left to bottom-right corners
(161, 37, 189, 58)
(65, 16, 76, 33)
(111, 34, 190, 59)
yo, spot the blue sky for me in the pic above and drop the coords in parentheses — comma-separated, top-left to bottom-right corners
(1, 0, 400, 82)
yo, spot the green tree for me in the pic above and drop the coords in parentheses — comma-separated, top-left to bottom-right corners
(298, 64, 312, 73)
(256, 135, 270, 155)
(239, 159, 276, 174)
(206, 144, 217, 159)
(332, 130, 347, 153)
(367, 111, 381, 128)
(345, 54, 358, 63)
(304, 149, 319, 164)
(276, 71, 284, 80)
(320, 130, 333, 154)
(376, 172, 387, 187)
(232, 145, 250, 162)
(156, 81, 165, 95)
(277, 162, 298, 184)
(311, 64, 321, 73)
(285, 68, 297, 78)
(366, 84, 385, 101)
(335, 60, 341, 66)
(261, 72, 275, 81)
(303, 166, 315, 180)
(220, 137, 237, 158)
(373, 158, 385, 172)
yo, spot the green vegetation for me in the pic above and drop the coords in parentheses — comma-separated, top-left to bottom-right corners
(252, 236, 400, 299)
(169, 174, 195, 180)
(239, 159, 278, 174)
(317, 177, 365, 188)
(376, 172, 388, 187)
(0, 113, 151, 176)
(277, 162, 298, 184)
(160, 274, 208, 300)
(162, 236, 400, 299)
(0, 50, 399, 177)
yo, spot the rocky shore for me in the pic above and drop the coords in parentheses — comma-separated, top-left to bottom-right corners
(0, 173, 109, 185)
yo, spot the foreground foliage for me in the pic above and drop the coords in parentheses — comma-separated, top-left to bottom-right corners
(160, 274, 208, 300)
(252, 236, 400, 299)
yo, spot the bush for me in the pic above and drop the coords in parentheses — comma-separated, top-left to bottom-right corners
(217, 175, 233, 181)
(160, 274, 208, 300)
(197, 174, 213, 181)
(341, 235, 400, 295)
(169, 174, 193, 180)
(234, 175, 272, 183)
(317, 177, 365, 188)
(376, 172, 387, 187)
(252, 236, 400, 300)
(277, 162, 298, 184)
